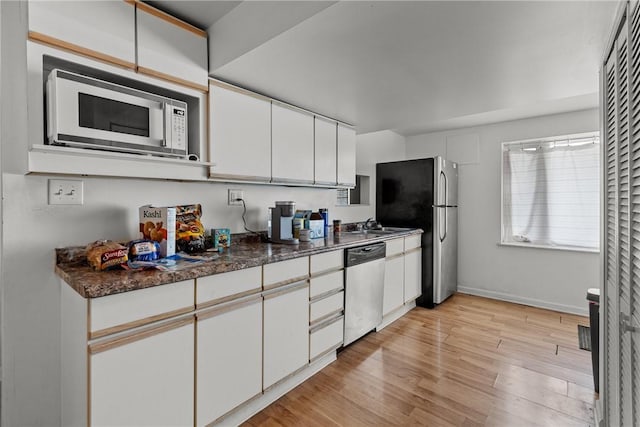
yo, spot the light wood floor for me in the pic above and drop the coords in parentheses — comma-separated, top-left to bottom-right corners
(245, 293, 596, 427)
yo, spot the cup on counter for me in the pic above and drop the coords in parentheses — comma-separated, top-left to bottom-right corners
(299, 229, 312, 242)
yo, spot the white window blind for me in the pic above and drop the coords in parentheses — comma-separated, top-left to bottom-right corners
(501, 132, 600, 251)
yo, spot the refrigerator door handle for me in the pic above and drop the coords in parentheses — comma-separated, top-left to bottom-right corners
(441, 170, 448, 207)
(439, 207, 447, 242)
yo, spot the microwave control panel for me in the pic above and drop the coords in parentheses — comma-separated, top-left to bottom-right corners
(171, 106, 187, 152)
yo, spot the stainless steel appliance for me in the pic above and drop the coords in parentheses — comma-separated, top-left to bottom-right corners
(47, 69, 188, 158)
(376, 156, 458, 307)
(270, 201, 299, 245)
(343, 242, 386, 345)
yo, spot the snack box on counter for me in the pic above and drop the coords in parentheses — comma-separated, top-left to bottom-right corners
(212, 228, 231, 249)
(139, 205, 176, 258)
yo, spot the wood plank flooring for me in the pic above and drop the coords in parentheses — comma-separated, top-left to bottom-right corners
(245, 293, 596, 426)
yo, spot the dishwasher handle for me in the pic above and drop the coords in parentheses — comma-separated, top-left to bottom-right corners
(345, 242, 386, 267)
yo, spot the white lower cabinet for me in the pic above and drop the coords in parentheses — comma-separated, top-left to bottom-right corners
(404, 248, 422, 303)
(310, 316, 344, 361)
(196, 295, 263, 426)
(89, 318, 194, 427)
(263, 281, 310, 389)
(383, 255, 405, 315)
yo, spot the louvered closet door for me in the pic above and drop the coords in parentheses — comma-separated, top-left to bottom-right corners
(603, 2, 640, 425)
(604, 30, 622, 427)
(627, 2, 640, 426)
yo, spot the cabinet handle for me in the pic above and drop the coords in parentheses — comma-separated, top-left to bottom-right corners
(404, 247, 422, 255)
(309, 287, 344, 303)
(263, 275, 309, 291)
(89, 316, 194, 355)
(310, 314, 344, 334)
(196, 293, 262, 321)
(263, 280, 308, 300)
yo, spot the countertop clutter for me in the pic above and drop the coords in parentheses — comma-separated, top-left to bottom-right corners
(55, 228, 423, 299)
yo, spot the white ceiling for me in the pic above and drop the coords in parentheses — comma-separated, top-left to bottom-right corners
(150, 1, 619, 136)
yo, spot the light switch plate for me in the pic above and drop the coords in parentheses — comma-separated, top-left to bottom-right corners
(49, 179, 84, 205)
(228, 189, 243, 206)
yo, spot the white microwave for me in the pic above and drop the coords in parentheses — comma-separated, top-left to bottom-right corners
(46, 69, 188, 158)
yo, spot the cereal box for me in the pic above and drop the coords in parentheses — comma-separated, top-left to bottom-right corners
(139, 205, 176, 258)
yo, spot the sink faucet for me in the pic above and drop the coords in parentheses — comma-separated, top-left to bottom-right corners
(364, 218, 377, 230)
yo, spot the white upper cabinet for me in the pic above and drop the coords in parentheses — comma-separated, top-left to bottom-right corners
(337, 124, 357, 187)
(271, 103, 315, 184)
(314, 117, 338, 186)
(209, 82, 272, 182)
(136, 3, 208, 91)
(28, 1, 136, 68)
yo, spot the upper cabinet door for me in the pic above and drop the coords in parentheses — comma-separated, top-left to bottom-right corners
(337, 124, 356, 187)
(209, 82, 272, 182)
(314, 117, 337, 186)
(271, 103, 315, 184)
(28, 1, 136, 69)
(136, 3, 208, 91)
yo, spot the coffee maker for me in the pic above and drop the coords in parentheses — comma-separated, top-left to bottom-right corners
(270, 201, 299, 244)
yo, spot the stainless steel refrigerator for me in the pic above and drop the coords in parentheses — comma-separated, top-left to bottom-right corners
(376, 157, 458, 307)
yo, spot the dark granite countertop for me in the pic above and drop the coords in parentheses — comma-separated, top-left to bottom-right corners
(55, 229, 423, 299)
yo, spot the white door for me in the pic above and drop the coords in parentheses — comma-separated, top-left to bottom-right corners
(383, 255, 404, 315)
(314, 117, 338, 185)
(602, 4, 640, 425)
(28, 1, 136, 68)
(90, 318, 194, 426)
(196, 295, 262, 426)
(271, 103, 315, 184)
(209, 82, 272, 182)
(337, 124, 356, 187)
(263, 281, 309, 389)
(136, 3, 208, 90)
(404, 249, 422, 303)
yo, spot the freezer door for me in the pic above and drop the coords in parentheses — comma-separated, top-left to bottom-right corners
(433, 206, 458, 304)
(434, 157, 459, 207)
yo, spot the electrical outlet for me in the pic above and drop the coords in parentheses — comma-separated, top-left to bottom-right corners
(49, 179, 84, 205)
(228, 189, 243, 206)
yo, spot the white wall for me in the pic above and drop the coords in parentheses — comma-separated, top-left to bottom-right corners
(406, 109, 600, 315)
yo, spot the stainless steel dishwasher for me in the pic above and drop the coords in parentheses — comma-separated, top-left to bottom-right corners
(343, 242, 386, 346)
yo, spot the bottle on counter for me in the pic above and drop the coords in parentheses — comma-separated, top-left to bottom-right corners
(319, 208, 330, 237)
(333, 219, 342, 235)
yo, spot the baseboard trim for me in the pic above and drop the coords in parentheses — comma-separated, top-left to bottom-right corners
(457, 286, 589, 316)
(594, 396, 604, 426)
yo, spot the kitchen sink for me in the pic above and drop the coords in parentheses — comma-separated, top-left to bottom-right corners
(345, 227, 414, 236)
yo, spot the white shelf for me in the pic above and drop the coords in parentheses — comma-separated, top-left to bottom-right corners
(29, 145, 213, 181)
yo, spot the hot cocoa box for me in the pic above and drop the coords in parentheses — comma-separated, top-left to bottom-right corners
(139, 205, 176, 258)
(213, 228, 231, 249)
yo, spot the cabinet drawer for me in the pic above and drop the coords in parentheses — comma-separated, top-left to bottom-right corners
(404, 235, 422, 251)
(310, 291, 344, 324)
(264, 257, 309, 289)
(309, 270, 344, 299)
(90, 280, 194, 339)
(310, 316, 344, 361)
(196, 266, 261, 307)
(310, 250, 344, 275)
(385, 238, 404, 257)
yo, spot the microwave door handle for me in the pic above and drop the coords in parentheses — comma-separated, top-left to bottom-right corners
(161, 103, 168, 148)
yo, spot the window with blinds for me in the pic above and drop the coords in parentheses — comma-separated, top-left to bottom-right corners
(501, 132, 600, 251)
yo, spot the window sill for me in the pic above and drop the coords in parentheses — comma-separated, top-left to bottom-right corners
(498, 241, 600, 254)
